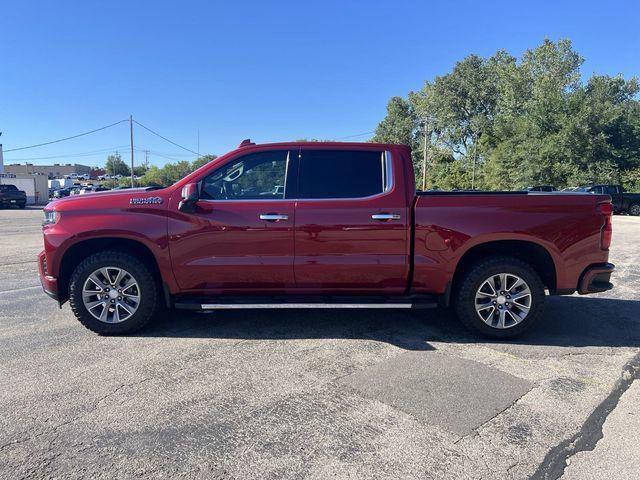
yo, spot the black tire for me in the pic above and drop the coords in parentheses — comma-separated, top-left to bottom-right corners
(629, 203, 640, 216)
(69, 250, 159, 335)
(453, 256, 545, 339)
(18, 203, 26, 209)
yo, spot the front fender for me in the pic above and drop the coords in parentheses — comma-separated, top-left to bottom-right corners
(43, 207, 179, 296)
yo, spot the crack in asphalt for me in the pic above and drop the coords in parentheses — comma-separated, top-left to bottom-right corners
(530, 352, 640, 480)
(0, 377, 154, 452)
(0, 260, 37, 267)
(0, 285, 41, 295)
(452, 385, 532, 445)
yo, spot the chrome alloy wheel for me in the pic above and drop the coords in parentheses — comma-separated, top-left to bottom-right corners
(82, 267, 141, 323)
(474, 273, 532, 329)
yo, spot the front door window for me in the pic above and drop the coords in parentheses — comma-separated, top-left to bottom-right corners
(201, 151, 289, 200)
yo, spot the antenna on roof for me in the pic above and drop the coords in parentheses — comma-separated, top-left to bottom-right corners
(239, 139, 255, 148)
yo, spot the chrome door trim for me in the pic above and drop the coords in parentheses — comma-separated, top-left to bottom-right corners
(371, 213, 401, 221)
(192, 150, 395, 204)
(259, 214, 289, 221)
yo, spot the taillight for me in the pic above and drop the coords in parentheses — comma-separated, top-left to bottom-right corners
(599, 202, 613, 250)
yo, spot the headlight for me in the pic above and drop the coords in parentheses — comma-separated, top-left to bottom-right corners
(43, 211, 59, 226)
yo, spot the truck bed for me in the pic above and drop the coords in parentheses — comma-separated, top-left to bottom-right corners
(411, 191, 610, 296)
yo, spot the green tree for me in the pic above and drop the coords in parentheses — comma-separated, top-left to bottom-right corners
(371, 96, 417, 146)
(133, 165, 148, 177)
(371, 96, 423, 184)
(140, 161, 192, 186)
(138, 155, 218, 187)
(191, 154, 218, 170)
(105, 153, 131, 177)
(377, 39, 640, 191)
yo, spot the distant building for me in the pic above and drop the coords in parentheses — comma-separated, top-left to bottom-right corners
(4, 163, 92, 179)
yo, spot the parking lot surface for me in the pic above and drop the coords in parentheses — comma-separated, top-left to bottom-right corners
(1, 207, 639, 479)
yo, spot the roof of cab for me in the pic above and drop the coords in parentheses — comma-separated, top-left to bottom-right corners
(237, 138, 408, 150)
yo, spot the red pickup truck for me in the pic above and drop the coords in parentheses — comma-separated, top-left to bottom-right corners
(39, 141, 615, 338)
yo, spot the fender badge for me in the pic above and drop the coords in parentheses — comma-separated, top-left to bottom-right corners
(129, 196, 163, 205)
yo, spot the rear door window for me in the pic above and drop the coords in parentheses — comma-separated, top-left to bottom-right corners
(298, 150, 386, 199)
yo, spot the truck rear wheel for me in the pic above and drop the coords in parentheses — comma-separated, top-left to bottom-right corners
(629, 203, 640, 216)
(453, 256, 545, 339)
(69, 250, 159, 335)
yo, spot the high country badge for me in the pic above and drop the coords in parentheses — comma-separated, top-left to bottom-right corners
(129, 197, 163, 205)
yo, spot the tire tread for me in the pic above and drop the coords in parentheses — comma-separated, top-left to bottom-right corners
(453, 255, 545, 339)
(69, 250, 158, 335)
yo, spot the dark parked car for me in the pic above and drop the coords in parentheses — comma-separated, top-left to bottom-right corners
(0, 184, 27, 209)
(526, 185, 557, 192)
(576, 185, 640, 215)
(53, 187, 73, 198)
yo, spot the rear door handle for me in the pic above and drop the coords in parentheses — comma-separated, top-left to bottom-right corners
(259, 213, 289, 221)
(371, 213, 401, 221)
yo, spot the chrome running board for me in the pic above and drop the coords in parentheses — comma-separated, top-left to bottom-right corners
(173, 294, 439, 311)
(200, 303, 414, 310)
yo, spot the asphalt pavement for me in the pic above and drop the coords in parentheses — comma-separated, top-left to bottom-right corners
(0, 206, 638, 479)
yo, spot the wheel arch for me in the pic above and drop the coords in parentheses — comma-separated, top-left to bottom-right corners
(57, 237, 164, 304)
(450, 239, 558, 298)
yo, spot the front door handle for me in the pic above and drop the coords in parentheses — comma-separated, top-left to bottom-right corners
(371, 213, 401, 221)
(259, 213, 289, 222)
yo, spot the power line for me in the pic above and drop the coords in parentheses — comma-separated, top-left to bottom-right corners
(6, 145, 130, 161)
(135, 147, 197, 157)
(133, 119, 200, 156)
(144, 150, 195, 162)
(3, 119, 129, 152)
(335, 130, 375, 140)
(146, 151, 183, 162)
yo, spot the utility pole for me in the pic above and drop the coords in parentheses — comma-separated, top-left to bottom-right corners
(113, 151, 118, 180)
(0, 132, 4, 175)
(422, 121, 428, 191)
(129, 115, 135, 188)
(144, 150, 149, 171)
(471, 132, 478, 190)
(471, 155, 476, 190)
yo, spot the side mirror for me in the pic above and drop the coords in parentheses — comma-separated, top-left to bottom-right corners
(178, 183, 199, 213)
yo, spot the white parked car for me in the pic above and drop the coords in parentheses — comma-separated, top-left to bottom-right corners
(79, 186, 109, 195)
(66, 173, 90, 181)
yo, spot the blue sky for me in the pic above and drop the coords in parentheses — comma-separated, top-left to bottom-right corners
(1, 0, 639, 168)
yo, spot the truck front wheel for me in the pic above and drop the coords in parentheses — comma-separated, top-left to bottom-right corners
(453, 256, 545, 339)
(69, 250, 159, 335)
(629, 203, 640, 216)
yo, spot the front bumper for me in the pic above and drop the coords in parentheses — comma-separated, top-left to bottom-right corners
(578, 263, 615, 294)
(38, 250, 59, 301)
(1, 200, 25, 206)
